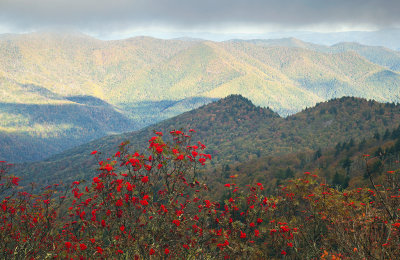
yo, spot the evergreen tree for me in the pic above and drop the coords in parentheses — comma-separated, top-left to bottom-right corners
(374, 147, 384, 156)
(335, 142, 342, 157)
(391, 125, 400, 139)
(394, 138, 400, 152)
(358, 138, 367, 151)
(341, 158, 352, 175)
(383, 129, 390, 140)
(314, 148, 322, 160)
(332, 171, 349, 189)
(348, 138, 355, 148)
(285, 167, 294, 178)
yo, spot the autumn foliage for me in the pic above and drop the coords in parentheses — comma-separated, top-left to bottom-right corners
(0, 130, 399, 259)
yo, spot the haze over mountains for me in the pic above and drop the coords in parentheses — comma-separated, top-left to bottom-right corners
(147, 28, 400, 51)
(250, 29, 400, 51)
(1, 32, 400, 162)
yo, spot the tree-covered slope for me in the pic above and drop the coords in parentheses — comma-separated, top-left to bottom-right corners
(2, 33, 398, 115)
(211, 122, 400, 195)
(0, 96, 135, 162)
(242, 37, 400, 72)
(12, 95, 400, 186)
(1, 32, 400, 162)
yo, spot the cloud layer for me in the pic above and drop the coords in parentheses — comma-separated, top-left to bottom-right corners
(0, 0, 399, 33)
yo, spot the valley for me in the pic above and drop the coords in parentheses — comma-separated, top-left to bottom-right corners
(1, 32, 400, 162)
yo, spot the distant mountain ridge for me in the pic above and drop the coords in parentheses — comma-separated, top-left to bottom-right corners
(12, 95, 400, 186)
(1, 32, 400, 162)
(106, 28, 400, 50)
(0, 97, 135, 162)
(239, 38, 400, 71)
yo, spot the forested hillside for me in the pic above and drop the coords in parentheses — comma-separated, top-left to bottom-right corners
(12, 95, 400, 187)
(1, 32, 400, 162)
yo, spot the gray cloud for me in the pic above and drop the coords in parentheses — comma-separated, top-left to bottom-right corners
(0, 0, 399, 33)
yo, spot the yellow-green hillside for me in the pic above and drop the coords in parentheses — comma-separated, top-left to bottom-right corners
(1, 32, 400, 162)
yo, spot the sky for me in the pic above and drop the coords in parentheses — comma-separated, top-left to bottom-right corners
(0, 0, 399, 40)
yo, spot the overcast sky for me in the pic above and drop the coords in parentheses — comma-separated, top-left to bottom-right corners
(0, 0, 399, 39)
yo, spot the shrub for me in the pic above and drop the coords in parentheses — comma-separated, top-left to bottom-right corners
(0, 131, 399, 259)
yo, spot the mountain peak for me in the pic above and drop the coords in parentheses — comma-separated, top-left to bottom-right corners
(203, 95, 279, 118)
(218, 94, 253, 105)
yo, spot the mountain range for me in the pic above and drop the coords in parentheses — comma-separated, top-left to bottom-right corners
(1, 32, 400, 162)
(13, 95, 400, 187)
(122, 28, 400, 50)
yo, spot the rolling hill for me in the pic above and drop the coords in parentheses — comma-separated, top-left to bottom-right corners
(1, 32, 400, 162)
(0, 95, 136, 162)
(210, 121, 400, 197)
(12, 95, 400, 187)
(241, 38, 400, 72)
